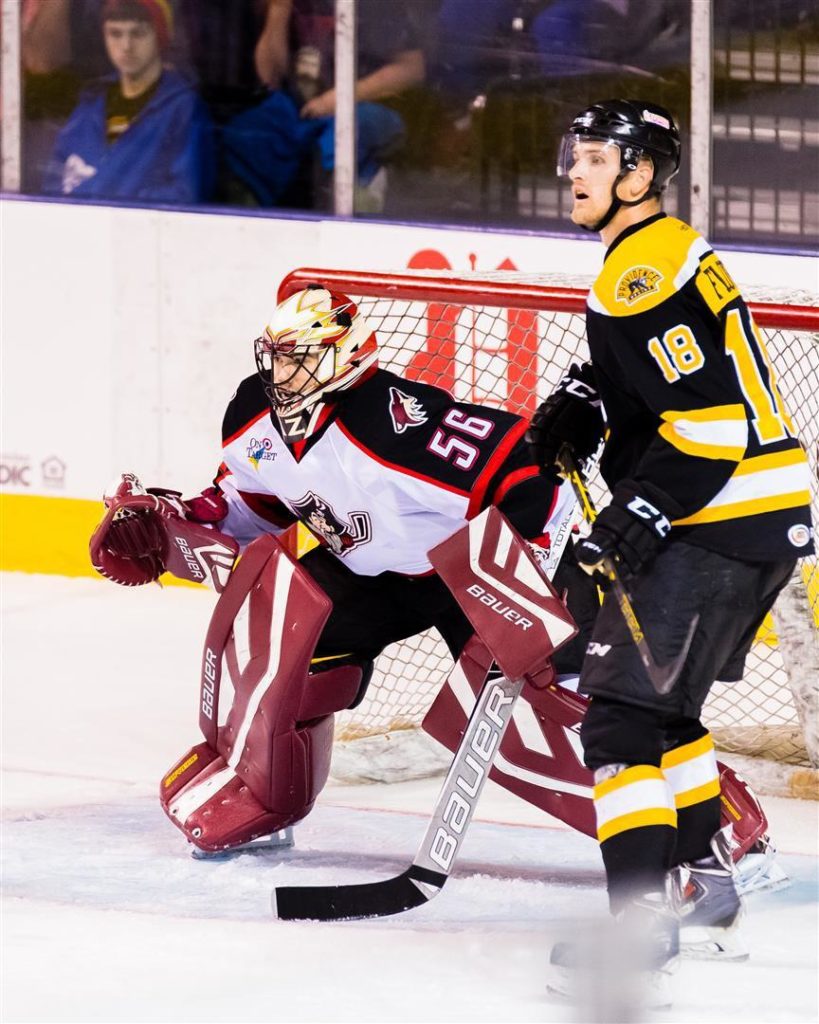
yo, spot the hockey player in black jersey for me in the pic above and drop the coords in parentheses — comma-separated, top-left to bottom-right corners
(528, 99, 814, 1000)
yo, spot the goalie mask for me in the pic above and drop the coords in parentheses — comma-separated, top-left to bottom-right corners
(557, 99, 681, 232)
(254, 285, 378, 438)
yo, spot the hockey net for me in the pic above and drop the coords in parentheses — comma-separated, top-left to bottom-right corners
(279, 269, 819, 796)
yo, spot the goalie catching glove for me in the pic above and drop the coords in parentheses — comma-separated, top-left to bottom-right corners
(574, 488, 674, 582)
(89, 473, 238, 589)
(526, 362, 605, 482)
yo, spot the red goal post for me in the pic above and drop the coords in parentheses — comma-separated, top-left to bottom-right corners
(278, 268, 819, 794)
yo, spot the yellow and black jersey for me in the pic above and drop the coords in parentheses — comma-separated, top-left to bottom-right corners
(586, 212, 814, 562)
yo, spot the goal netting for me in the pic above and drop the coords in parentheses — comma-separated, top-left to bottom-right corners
(279, 268, 819, 797)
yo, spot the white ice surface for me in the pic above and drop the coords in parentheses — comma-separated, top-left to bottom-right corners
(2, 573, 818, 1024)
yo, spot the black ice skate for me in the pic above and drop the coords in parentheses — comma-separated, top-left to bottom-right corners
(548, 891, 680, 1014)
(673, 824, 748, 961)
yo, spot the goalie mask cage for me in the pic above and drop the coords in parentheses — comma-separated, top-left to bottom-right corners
(279, 268, 819, 797)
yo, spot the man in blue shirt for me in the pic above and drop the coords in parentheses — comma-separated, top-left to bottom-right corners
(221, 0, 424, 208)
(43, 0, 214, 204)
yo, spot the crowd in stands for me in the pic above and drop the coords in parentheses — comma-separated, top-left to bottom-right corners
(16, 0, 814, 214)
(24, 0, 429, 208)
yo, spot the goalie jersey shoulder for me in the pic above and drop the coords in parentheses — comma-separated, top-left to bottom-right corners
(337, 369, 528, 494)
(221, 375, 271, 445)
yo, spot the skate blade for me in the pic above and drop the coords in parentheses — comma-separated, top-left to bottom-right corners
(680, 923, 749, 962)
(546, 980, 570, 1001)
(547, 967, 673, 1012)
(190, 826, 295, 859)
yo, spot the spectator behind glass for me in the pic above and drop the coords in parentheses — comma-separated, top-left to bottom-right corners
(221, 0, 425, 209)
(173, 0, 274, 121)
(42, 0, 214, 204)
(434, 0, 690, 98)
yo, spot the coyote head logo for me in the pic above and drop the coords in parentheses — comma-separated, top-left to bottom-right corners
(388, 387, 428, 434)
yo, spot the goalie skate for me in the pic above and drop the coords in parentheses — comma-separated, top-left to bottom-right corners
(190, 827, 295, 860)
(735, 834, 790, 896)
(679, 917, 748, 962)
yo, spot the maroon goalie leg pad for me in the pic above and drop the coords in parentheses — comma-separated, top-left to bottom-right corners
(161, 739, 333, 853)
(423, 641, 597, 838)
(160, 534, 364, 853)
(160, 742, 220, 804)
(424, 656, 770, 857)
(159, 741, 296, 852)
(718, 762, 770, 860)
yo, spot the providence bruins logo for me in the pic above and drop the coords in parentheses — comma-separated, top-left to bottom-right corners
(290, 492, 372, 555)
(388, 386, 428, 434)
(615, 266, 663, 305)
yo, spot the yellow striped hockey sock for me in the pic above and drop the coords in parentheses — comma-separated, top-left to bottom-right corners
(662, 732, 721, 864)
(594, 764, 678, 911)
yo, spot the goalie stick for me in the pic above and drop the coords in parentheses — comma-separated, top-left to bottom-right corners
(557, 445, 697, 695)
(274, 654, 518, 921)
(272, 502, 579, 922)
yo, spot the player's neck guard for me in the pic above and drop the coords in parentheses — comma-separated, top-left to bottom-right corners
(274, 400, 329, 444)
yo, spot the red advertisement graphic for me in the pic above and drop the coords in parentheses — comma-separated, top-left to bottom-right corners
(404, 250, 538, 417)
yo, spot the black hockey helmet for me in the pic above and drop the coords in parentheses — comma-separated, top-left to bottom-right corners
(557, 99, 681, 230)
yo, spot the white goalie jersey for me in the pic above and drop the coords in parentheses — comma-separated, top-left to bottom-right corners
(213, 367, 576, 576)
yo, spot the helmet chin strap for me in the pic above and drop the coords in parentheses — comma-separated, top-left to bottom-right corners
(583, 168, 657, 233)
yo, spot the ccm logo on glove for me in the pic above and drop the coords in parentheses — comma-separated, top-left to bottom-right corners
(526, 361, 605, 481)
(560, 375, 599, 403)
(574, 490, 674, 580)
(625, 496, 671, 537)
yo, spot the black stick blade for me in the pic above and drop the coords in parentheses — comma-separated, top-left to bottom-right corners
(272, 865, 446, 922)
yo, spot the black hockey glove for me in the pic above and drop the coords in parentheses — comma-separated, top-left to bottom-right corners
(526, 362, 604, 482)
(574, 493, 672, 582)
